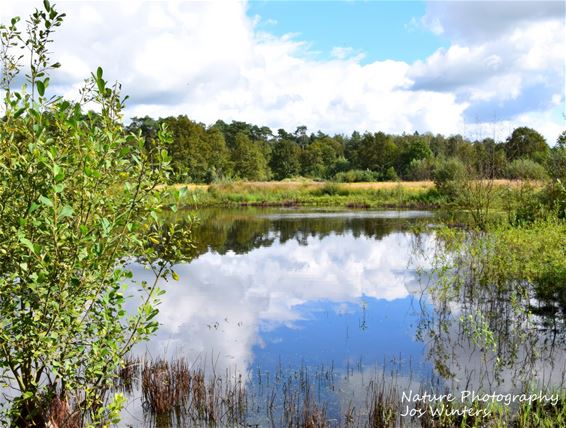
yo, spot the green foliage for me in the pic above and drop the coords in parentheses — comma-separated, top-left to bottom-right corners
(473, 138, 507, 178)
(505, 158, 549, 180)
(232, 132, 270, 180)
(505, 126, 549, 163)
(123, 115, 555, 184)
(506, 180, 566, 224)
(301, 137, 342, 178)
(0, 4, 192, 426)
(432, 157, 468, 199)
(431, 157, 503, 230)
(406, 157, 438, 181)
(546, 146, 566, 180)
(183, 181, 442, 210)
(313, 182, 343, 196)
(384, 166, 399, 181)
(269, 138, 301, 180)
(422, 218, 566, 392)
(330, 156, 350, 176)
(400, 137, 433, 171)
(481, 220, 565, 311)
(544, 179, 566, 219)
(356, 131, 399, 176)
(333, 169, 378, 183)
(159, 116, 232, 182)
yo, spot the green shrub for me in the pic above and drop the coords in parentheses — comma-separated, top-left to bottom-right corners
(432, 157, 468, 199)
(383, 166, 399, 181)
(406, 157, 438, 181)
(504, 178, 566, 225)
(334, 169, 378, 183)
(505, 158, 548, 180)
(0, 4, 192, 425)
(314, 182, 342, 196)
(546, 147, 566, 179)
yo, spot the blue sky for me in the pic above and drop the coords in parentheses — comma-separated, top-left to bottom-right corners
(249, 1, 447, 64)
(1, 1, 564, 143)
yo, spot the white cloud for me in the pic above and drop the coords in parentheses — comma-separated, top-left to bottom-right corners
(129, 231, 429, 374)
(330, 46, 365, 62)
(409, 19, 563, 99)
(420, 1, 563, 43)
(1, 0, 563, 143)
(409, 2, 564, 142)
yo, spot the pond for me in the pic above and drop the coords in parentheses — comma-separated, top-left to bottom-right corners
(120, 208, 565, 427)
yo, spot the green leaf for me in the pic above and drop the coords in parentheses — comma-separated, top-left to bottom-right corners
(96, 66, 103, 80)
(28, 202, 40, 214)
(39, 195, 53, 207)
(19, 237, 35, 254)
(97, 78, 105, 94)
(172, 271, 179, 281)
(36, 80, 45, 97)
(59, 205, 73, 218)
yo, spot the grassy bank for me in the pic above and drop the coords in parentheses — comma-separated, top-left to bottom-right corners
(168, 179, 539, 210)
(171, 180, 438, 209)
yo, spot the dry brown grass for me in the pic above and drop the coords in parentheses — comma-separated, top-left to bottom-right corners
(344, 181, 433, 190)
(167, 179, 541, 193)
(164, 183, 208, 191)
(217, 181, 319, 192)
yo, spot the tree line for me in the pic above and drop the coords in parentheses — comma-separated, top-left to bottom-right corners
(128, 116, 566, 183)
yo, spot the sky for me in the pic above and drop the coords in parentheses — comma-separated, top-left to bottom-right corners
(1, 0, 564, 143)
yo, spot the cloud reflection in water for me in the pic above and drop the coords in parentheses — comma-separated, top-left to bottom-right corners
(132, 229, 429, 377)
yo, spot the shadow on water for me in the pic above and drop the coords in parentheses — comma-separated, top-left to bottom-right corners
(118, 208, 565, 427)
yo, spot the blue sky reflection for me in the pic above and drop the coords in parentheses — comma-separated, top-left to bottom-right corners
(133, 226, 433, 380)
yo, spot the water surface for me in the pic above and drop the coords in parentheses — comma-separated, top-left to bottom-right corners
(121, 207, 565, 426)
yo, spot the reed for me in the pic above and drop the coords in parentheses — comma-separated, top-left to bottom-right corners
(117, 354, 140, 394)
(141, 357, 190, 415)
(121, 355, 565, 427)
(366, 380, 398, 428)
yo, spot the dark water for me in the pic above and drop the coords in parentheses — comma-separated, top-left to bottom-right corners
(121, 208, 565, 426)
